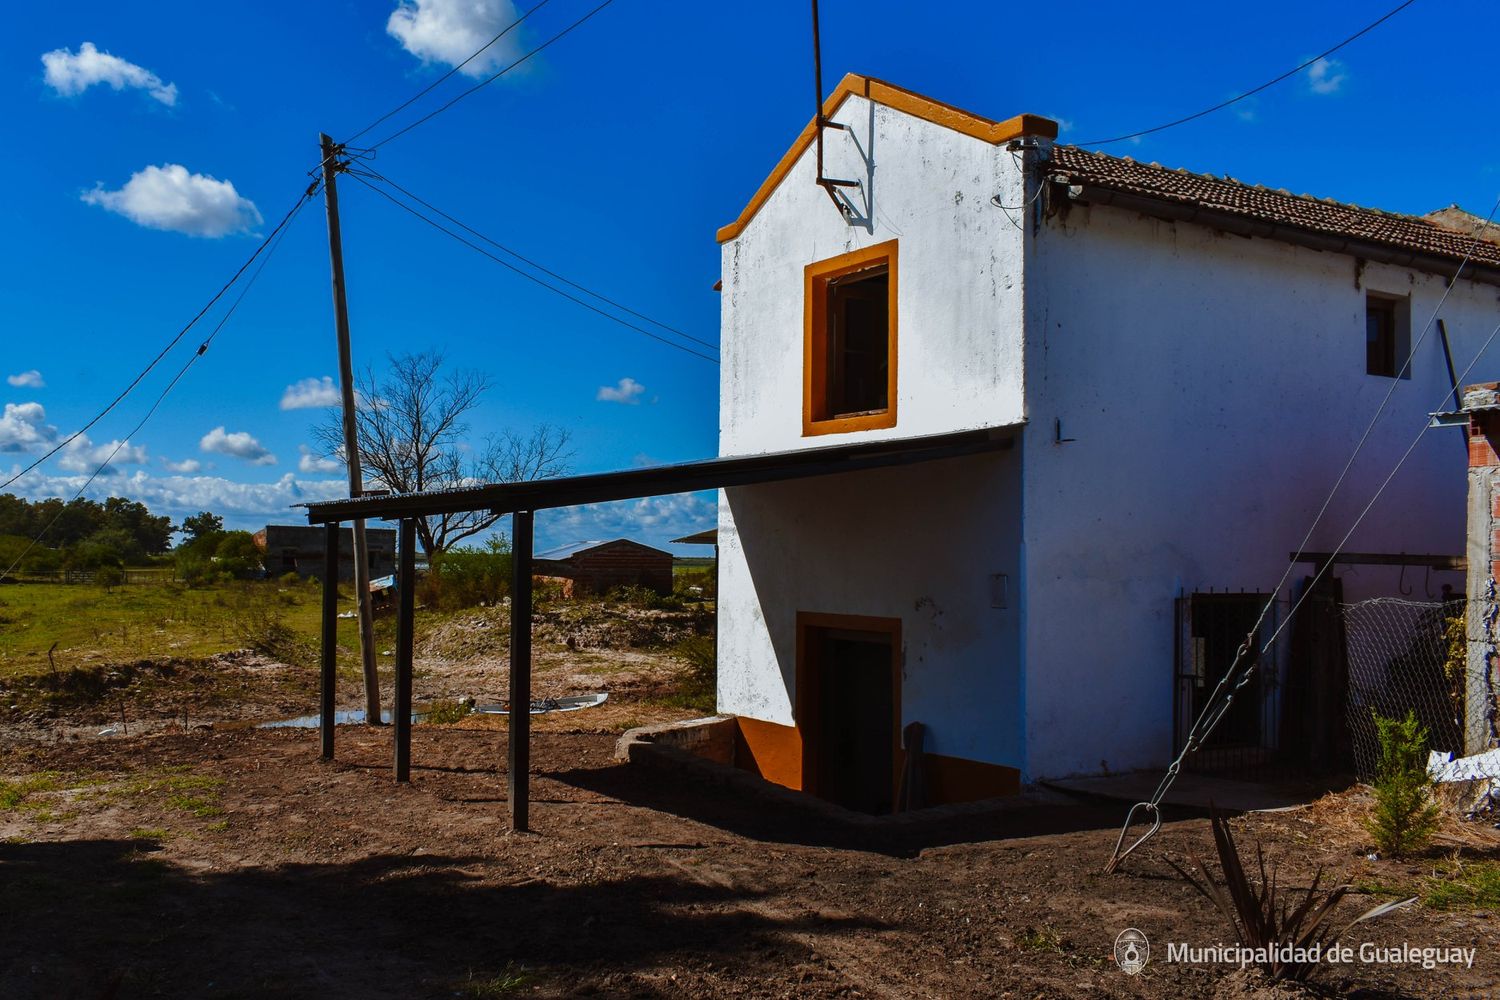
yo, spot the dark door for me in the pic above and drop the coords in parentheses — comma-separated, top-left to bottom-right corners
(812, 628, 896, 814)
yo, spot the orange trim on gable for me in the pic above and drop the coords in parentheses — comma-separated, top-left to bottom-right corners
(716, 74, 1059, 244)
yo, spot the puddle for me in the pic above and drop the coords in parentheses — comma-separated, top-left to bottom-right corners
(257, 709, 427, 729)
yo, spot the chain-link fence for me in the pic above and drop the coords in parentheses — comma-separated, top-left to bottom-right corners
(1342, 598, 1466, 781)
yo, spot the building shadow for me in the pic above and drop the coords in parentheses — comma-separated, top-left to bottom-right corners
(0, 837, 876, 1000)
(548, 753, 1126, 857)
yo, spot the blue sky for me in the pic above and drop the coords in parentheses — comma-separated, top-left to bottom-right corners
(2, 0, 1497, 551)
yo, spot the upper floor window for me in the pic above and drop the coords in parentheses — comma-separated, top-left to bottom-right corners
(1365, 292, 1410, 379)
(804, 241, 898, 435)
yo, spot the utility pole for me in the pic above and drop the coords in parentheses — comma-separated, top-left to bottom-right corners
(319, 133, 382, 726)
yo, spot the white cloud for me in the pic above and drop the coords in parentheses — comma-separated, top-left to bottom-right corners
(596, 377, 646, 404)
(298, 445, 342, 474)
(1307, 57, 1347, 96)
(7, 370, 44, 389)
(41, 42, 177, 106)
(200, 426, 276, 466)
(57, 434, 147, 474)
(4, 468, 348, 530)
(161, 457, 201, 474)
(542, 492, 716, 551)
(82, 164, 262, 238)
(0, 402, 58, 453)
(280, 376, 340, 410)
(387, 0, 526, 77)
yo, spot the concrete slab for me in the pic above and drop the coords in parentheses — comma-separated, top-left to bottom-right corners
(1043, 770, 1341, 814)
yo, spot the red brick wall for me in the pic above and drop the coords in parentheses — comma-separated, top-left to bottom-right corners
(567, 542, 674, 596)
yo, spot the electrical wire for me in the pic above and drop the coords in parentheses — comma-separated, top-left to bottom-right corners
(366, 0, 618, 151)
(345, 0, 555, 144)
(1, 191, 314, 581)
(1103, 191, 1500, 872)
(357, 165, 717, 351)
(345, 170, 719, 363)
(1076, 0, 1420, 147)
(1, 183, 321, 492)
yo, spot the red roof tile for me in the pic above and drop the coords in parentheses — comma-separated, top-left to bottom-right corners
(1048, 145, 1500, 271)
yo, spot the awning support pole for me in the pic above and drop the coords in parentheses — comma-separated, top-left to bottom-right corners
(320, 522, 339, 760)
(509, 509, 533, 831)
(394, 518, 416, 782)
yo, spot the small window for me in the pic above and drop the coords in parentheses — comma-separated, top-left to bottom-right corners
(1365, 293, 1409, 379)
(804, 241, 898, 435)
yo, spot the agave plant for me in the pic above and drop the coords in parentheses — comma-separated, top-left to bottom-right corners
(1168, 809, 1416, 982)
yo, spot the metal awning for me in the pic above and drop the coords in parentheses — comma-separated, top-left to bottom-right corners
(301, 426, 1019, 524)
(302, 423, 1018, 833)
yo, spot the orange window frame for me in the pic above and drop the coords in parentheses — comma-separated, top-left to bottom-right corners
(803, 240, 898, 436)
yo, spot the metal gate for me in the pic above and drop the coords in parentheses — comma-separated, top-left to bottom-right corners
(1174, 592, 1293, 780)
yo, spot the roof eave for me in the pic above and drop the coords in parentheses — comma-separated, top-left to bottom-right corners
(1059, 181, 1500, 288)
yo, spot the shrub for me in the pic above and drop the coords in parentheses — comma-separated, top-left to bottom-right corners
(228, 585, 313, 667)
(424, 699, 473, 725)
(607, 584, 681, 610)
(1365, 709, 1442, 857)
(214, 531, 264, 580)
(667, 635, 717, 712)
(425, 537, 511, 610)
(674, 566, 716, 600)
(95, 564, 123, 592)
(279, 571, 303, 588)
(1170, 809, 1415, 982)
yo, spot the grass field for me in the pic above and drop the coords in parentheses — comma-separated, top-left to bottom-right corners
(0, 579, 372, 679)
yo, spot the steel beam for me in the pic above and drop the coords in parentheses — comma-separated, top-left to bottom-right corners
(394, 518, 416, 782)
(509, 510, 533, 831)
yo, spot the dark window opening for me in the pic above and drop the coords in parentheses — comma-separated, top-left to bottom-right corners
(1365, 294, 1408, 379)
(824, 266, 890, 418)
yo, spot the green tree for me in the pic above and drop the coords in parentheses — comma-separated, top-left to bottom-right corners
(179, 511, 223, 546)
(102, 497, 173, 556)
(214, 531, 264, 579)
(1365, 709, 1443, 857)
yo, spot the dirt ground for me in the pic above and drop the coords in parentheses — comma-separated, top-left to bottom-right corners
(3, 716, 1499, 1000)
(2, 599, 1498, 999)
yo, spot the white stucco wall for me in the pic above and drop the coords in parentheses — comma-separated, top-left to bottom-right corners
(716, 450, 1025, 769)
(1022, 198, 1500, 779)
(715, 95, 1500, 786)
(718, 94, 1031, 456)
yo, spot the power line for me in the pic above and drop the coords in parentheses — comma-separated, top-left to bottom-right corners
(2, 192, 314, 581)
(345, 0, 555, 144)
(1076, 0, 1420, 147)
(345, 169, 719, 363)
(367, 0, 618, 151)
(1, 182, 321, 493)
(359, 165, 717, 351)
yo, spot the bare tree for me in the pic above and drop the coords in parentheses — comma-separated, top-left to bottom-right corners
(313, 351, 571, 557)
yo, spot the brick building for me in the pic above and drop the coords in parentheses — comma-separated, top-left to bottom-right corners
(534, 539, 674, 596)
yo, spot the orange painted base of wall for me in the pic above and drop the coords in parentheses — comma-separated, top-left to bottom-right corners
(730, 716, 1019, 807)
(734, 717, 803, 790)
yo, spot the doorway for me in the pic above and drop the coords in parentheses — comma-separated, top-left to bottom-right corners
(796, 613, 901, 814)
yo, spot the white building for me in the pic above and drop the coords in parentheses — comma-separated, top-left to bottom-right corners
(713, 74, 1500, 812)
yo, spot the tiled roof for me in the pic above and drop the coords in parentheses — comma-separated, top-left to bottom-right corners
(1048, 145, 1500, 272)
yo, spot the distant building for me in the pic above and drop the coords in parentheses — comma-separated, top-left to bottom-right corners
(252, 524, 396, 581)
(535, 539, 674, 596)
